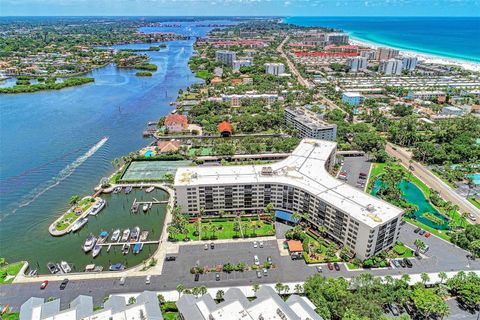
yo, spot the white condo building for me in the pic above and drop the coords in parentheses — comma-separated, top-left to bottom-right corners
(215, 50, 237, 66)
(347, 57, 368, 72)
(402, 57, 418, 71)
(376, 47, 400, 60)
(174, 139, 404, 259)
(285, 106, 337, 141)
(265, 62, 285, 75)
(379, 59, 403, 75)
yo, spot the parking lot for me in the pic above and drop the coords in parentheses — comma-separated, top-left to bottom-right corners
(338, 155, 372, 190)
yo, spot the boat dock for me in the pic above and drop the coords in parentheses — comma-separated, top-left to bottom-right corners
(97, 240, 159, 246)
(131, 197, 168, 212)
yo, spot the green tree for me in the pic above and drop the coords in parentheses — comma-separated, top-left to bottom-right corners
(411, 287, 449, 319)
(275, 282, 284, 294)
(128, 296, 136, 305)
(176, 284, 185, 299)
(69, 195, 81, 206)
(438, 271, 448, 284)
(420, 272, 430, 285)
(216, 290, 225, 301)
(252, 283, 260, 294)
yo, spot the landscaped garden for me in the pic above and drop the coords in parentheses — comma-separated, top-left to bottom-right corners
(54, 195, 96, 231)
(0, 259, 24, 284)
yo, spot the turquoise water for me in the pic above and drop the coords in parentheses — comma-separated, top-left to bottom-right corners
(144, 150, 154, 157)
(372, 179, 449, 230)
(468, 173, 480, 185)
(285, 17, 480, 63)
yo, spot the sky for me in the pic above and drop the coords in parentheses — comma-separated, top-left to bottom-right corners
(1, 0, 479, 17)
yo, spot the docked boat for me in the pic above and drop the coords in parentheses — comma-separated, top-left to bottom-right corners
(121, 229, 130, 242)
(98, 231, 109, 244)
(107, 244, 112, 252)
(113, 186, 122, 194)
(124, 186, 133, 194)
(122, 243, 130, 255)
(47, 262, 60, 274)
(27, 269, 38, 277)
(89, 199, 106, 216)
(139, 230, 149, 241)
(109, 263, 125, 271)
(130, 226, 140, 242)
(60, 261, 72, 273)
(71, 217, 88, 233)
(131, 202, 139, 214)
(132, 242, 143, 254)
(145, 186, 155, 193)
(83, 235, 97, 253)
(142, 203, 149, 212)
(92, 245, 102, 258)
(93, 265, 104, 272)
(111, 229, 121, 242)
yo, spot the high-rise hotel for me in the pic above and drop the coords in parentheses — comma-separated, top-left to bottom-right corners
(174, 139, 404, 259)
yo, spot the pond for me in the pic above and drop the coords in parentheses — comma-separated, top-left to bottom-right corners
(371, 179, 449, 230)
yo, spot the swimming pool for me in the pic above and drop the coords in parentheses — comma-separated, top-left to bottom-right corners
(144, 150, 154, 157)
(468, 173, 480, 185)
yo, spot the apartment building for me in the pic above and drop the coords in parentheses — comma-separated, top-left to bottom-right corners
(285, 106, 337, 141)
(233, 57, 253, 71)
(326, 33, 349, 45)
(215, 50, 236, 66)
(347, 56, 368, 72)
(401, 57, 418, 71)
(376, 47, 400, 60)
(379, 59, 403, 75)
(174, 139, 404, 259)
(265, 62, 285, 75)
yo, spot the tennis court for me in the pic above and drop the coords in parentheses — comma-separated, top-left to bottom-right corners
(120, 160, 192, 181)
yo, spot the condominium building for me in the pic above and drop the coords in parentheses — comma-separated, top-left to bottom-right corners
(174, 139, 404, 259)
(285, 106, 337, 141)
(215, 50, 236, 66)
(265, 62, 285, 75)
(326, 33, 349, 45)
(342, 92, 364, 105)
(376, 47, 400, 60)
(177, 286, 323, 320)
(347, 56, 368, 72)
(360, 49, 376, 60)
(401, 57, 418, 71)
(379, 59, 403, 75)
(220, 93, 281, 107)
(232, 58, 253, 71)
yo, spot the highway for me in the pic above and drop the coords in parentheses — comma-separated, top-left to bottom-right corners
(386, 142, 479, 219)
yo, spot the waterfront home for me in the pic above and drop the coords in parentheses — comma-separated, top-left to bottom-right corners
(157, 140, 180, 153)
(164, 114, 188, 133)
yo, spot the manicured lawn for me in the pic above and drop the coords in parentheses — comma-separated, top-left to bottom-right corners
(346, 262, 360, 270)
(196, 70, 210, 80)
(163, 312, 179, 320)
(0, 262, 24, 284)
(367, 163, 386, 192)
(390, 242, 414, 258)
(2, 313, 19, 320)
(468, 197, 480, 209)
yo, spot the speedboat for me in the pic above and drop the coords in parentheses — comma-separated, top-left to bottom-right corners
(89, 199, 106, 216)
(27, 269, 38, 277)
(130, 226, 140, 242)
(139, 230, 149, 241)
(98, 231, 109, 244)
(131, 202, 139, 214)
(71, 217, 88, 232)
(142, 203, 149, 212)
(145, 186, 155, 193)
(121, 229, 130, 242)
(113, 186, 122, 194)
(60, 261, 71, 273)
(132, 242, 143, 254)
(47, 262, 60, 274)
(83, 235, 97, 253)
(109, 263, 125, 271)
(124, 186, 133, 194)
(111, 229, 121, 242)
(92, 245, 102, 258)
(122, 243, 130, 255)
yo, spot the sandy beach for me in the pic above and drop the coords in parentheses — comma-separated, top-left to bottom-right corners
(349, 38, 480, 73)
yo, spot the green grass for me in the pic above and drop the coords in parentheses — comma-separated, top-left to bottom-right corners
(390, 242, 414, 258)
(346, 262, 360, 270)
(367, 163, 386, 192)
(55, 211, 79, 231)
(0, 262, 24, 284)
(196, 70, 210, 80)
(404, 217, 451, 241)
(163, 312, 179, 320)
(1, 313, 19, 320)
(468, 197, 480, 209)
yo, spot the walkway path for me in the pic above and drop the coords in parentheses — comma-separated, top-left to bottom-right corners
(386, 142, 479, 219)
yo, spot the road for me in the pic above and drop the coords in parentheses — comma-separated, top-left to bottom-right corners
(386, 142, 479, 219)
(277, 35, 312, 89)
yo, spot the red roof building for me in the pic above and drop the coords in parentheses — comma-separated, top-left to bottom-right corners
(164, 114, 188, 133)
(294, 52, 359, 57)
(218, 121, 233, 137)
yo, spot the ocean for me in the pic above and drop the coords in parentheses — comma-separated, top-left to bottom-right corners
(284, 17, 480, 63)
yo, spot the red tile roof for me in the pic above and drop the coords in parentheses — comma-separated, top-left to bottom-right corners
(287, 240, 303, 252)
(295, 52, 359, 57)
(165, 114, 187, 126)
(218, 121, 233, 134)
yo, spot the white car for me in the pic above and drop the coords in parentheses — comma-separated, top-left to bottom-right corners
(254, 255, 260, 266)
(259, 241, 264, 248)
(119, 277, 126, 286)
(253, 241, 258, 248)
(145, 275, 151, 285)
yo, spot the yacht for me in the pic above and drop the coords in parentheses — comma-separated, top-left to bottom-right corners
(98, 231, 109, 244)
(145, 186, 155, 193)
(47, 262, 60, 274)
(121, 229, 130, 242)
(111, 229, 121, 242)
(89, 199, 106, 216)
(83, 235, 97, 253)
(92, 245, 102, 258)
(60, 261, 72, 273)
(130, 226, 140, 242)
(71, 217, 88, 233)
(109, 263, 125, 271)
(139, 230, 149, 241)
(132, 242, 143, 254)
(124, 186, 133, 194)
(122, 243, 130, 255)
(113, 186, 122, 194)
(142, 203, 149, 212)
(131, 202, 139, 214)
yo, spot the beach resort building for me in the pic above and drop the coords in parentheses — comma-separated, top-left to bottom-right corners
(265, 62, 285, 75)
(326, 33, 349, 45)
(401, 57, 418, 71)
(379, 59, 403, 75)
(342, 92, 364, 105)
(215, 50, 236, 66)
(174, 139, 404, 259)
(375, 47, 400, 60)
(285, 106, 337, 141)
(232, 57, 253, 71)
(177, 286, 323, 320)
(347, 56, 368, 72)
(164, 114, 188, 133)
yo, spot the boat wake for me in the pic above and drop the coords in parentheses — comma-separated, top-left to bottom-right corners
(9, 137, 109, 217)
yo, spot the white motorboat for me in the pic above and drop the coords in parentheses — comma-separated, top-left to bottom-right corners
(113, 186, 122, 194)
(145, 186, 155, 193)
(83, 235, 97, 253)
(122, 243, 130, 255)
(92, 245, 102, 258)
(71, 217, 88, 232)
(131, 202, 139, 214)
(125, 186, 133, 194)
(142, 203, 149, 212)
(60, 261, 72, 273)
(121, 229, 130, 242)
(89, 199, 106, 216)
(130, 226, 140, 242)
(111, 229, 121, 242)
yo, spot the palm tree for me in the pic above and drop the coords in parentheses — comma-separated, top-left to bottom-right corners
(292, 212, 302, 224)
(420, 272, 430, 285)
(275, 282, 284, 295)
(401, 274, 411, 285)
(252, 284, 260, 294)
(318, 225, 327, 238)
(438, 271, 448, 284)
(69, 195, 81, 206)
(128, 297, 136, 305)
(176, 284, 184, 299)
(294, 284, 303, 294)
(414, 239, 426, 254)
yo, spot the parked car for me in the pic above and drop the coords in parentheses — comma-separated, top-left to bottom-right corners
(334, 262, 341, 271)
(204, 244, 208, 250)
(327, 263, 334, 270)
(425, 232, 431, 238)
(414, 227, 421, 233)
(253, 241, 258, 248)
(267, 256, 273, 265)
(165, 256, 176, 261)
(40, 280, 49, 290)
(210, 242, 215, 249)
(254, 255, 260, 265)
(259, 241, 264, 248)
(263, 268, 268, 276)
(419, 230, 426, 235)
(404, 258, 413, 268)
(398, 260, 406, 268)
(392, 259, 401, 268)
(389, 304, 400, 316)
(59, 278, 69, 290)
(215, 273, 220, 281)
(359, 172, 368, 177)
(119, 277, 126, 286)
(145, 275, 151, 285)
(316, 266, 323, 273)
(256, 271, 262, 278)
(194, 273, 200, 282)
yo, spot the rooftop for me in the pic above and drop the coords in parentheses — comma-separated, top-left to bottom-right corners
(175, 139, 403, 228)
